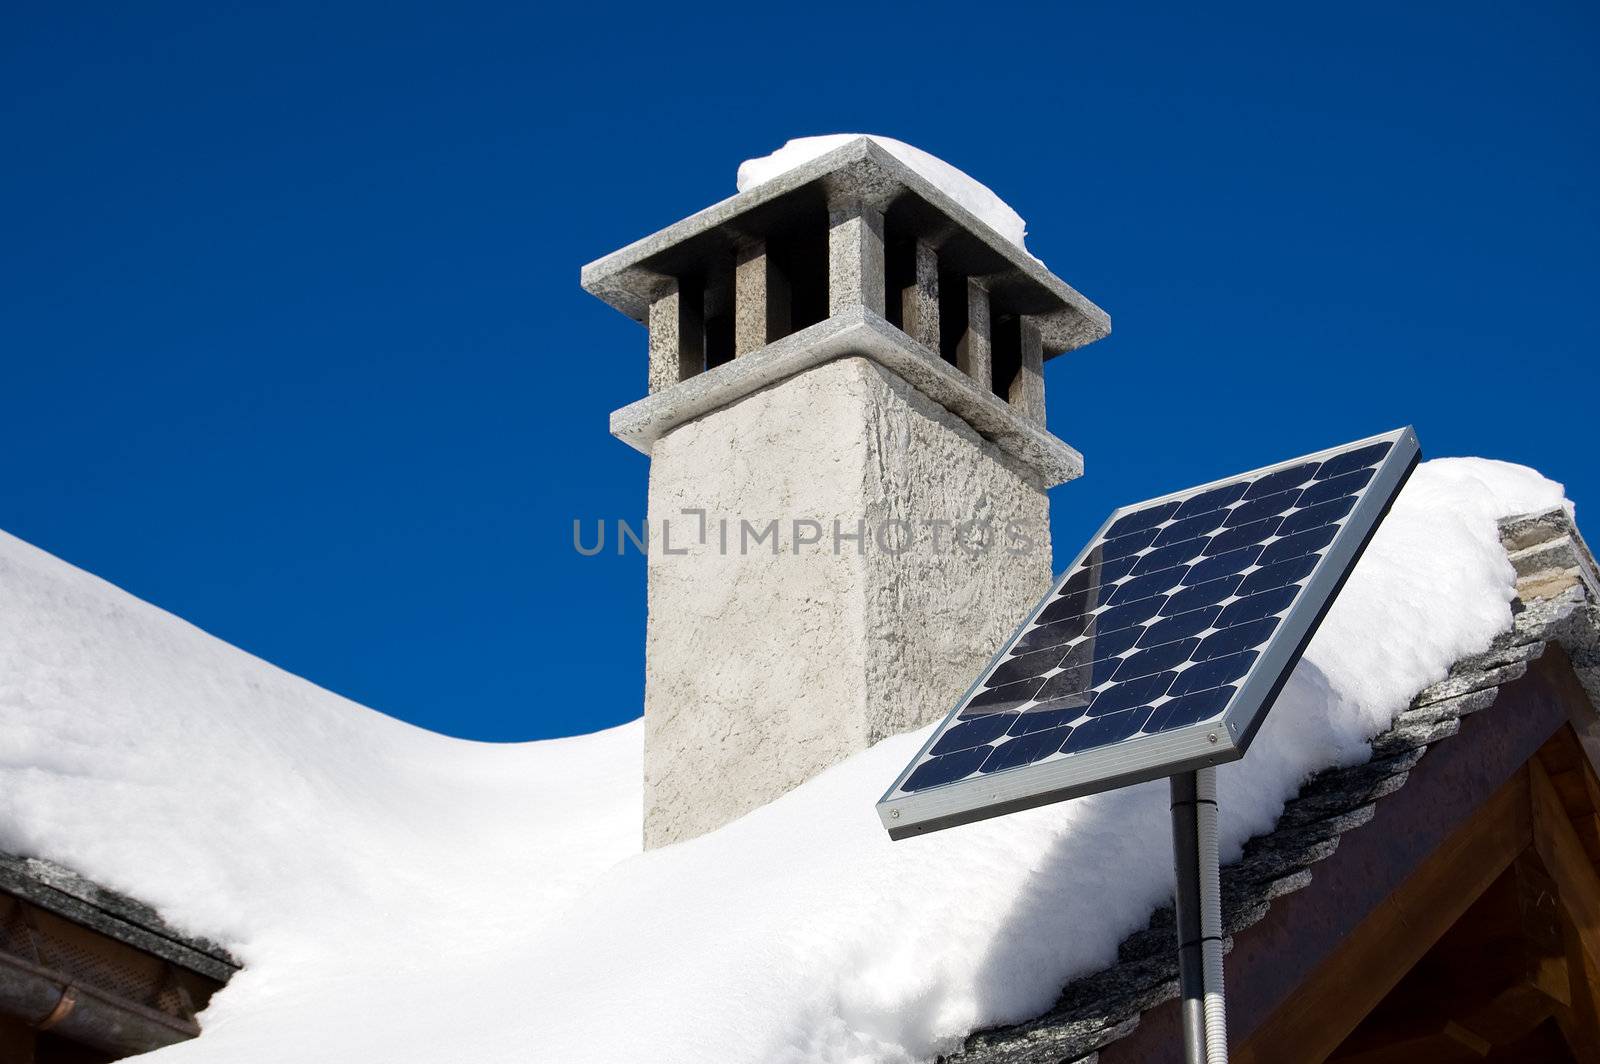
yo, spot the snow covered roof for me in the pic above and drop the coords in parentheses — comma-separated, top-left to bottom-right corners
(951, 512, 1600, 1062)
(0, 458, 1592, 1063)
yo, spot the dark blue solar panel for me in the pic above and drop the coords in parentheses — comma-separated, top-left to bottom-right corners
(1218, 585, 1297, 627)
(1174, 481, 1249, 518)
(1138, 605, 1222, 646)
(1185, 545, 1262, 584)
(1154, 511, 1229, 546)
(1132, 538, 1209, 574)
(1102, 528, 1160, 561)
(1205, 518, 1281, 556)
(981, 727, 1070, 773)
(1260, 524, 1338, 566)
(1243, 462, 1318, 499)
(886, 432, 1415, 807)
(1105, 500, 1181, 538)
(928, 715, 1010, 756)
(1317, 442, 1391, 479)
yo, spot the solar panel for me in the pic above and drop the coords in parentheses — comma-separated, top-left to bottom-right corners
(877, 428, 1420, 839)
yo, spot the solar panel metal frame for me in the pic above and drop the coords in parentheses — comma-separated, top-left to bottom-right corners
(877, 426, 1421, 840)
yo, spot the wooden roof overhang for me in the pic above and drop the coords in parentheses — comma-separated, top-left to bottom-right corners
(0, 856, 239, 1062)
(1106, 646, 1600, 1063)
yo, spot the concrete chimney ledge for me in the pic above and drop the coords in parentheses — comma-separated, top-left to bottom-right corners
(580, 136, 1110, 356)
(609, 306, 1085, 488)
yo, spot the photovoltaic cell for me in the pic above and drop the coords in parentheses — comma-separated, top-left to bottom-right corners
(878, 428, 1421, 840)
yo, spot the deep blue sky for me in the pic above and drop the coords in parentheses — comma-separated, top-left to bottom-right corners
(4, 2, 1595, 741)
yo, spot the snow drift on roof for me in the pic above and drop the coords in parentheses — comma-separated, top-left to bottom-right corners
(736, 134, 1031, 251)
(0, 457, 1570, 1063)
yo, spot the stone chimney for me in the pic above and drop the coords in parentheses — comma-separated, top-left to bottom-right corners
(581, 137, 1111, 847)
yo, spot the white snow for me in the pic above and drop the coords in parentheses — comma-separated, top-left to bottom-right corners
(737, 135, 1032, 252)
(0, 457, 1570, 1063)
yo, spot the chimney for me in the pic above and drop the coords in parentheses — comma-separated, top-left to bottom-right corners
(582, 137, 1111, 847)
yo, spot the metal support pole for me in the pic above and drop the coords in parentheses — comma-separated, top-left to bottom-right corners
(1171, 771, 1207, 1064)
(1196, 767, 1229, 1063)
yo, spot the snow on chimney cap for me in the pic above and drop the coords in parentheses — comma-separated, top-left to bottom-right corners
(736, 134, 1031, 252)
(580, 135, 1109, 358)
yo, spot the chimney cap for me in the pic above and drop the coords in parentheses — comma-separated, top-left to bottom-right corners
(581, 136, 1110, 358)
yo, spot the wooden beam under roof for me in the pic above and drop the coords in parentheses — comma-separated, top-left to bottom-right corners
(1234, 768, 1533, 1064)
(1243, 723, 1600, 1064)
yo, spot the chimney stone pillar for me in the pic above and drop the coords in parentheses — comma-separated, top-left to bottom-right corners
(581, 138, 1111, 847)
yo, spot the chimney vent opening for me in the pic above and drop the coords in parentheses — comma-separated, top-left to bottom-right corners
(991, 313, 1021, 404)
(769, 228, 829, 338)
(936, 266, 967, 368)
(703, 266, 735, 369)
